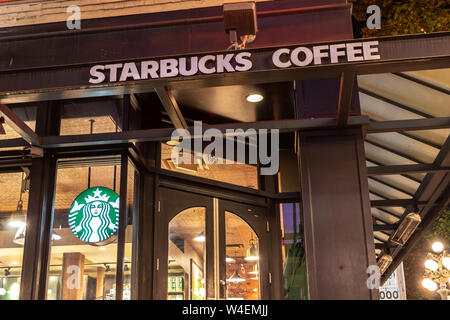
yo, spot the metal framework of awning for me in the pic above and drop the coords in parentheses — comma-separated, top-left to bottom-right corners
(0, 32, 449, 285)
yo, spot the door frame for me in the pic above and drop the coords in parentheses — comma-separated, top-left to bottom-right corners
(218, 199, 271, 300)
(153, 176, 273, 300)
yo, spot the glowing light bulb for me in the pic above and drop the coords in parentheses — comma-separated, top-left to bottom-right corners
(422, 278, 438, 291)
(246, 94, 264, 103)
(442, 257, 450, 270)
(424, 259, 439, 271)
(432, 241, 444, 253)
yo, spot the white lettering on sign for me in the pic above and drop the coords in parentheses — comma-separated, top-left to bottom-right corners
(273, 40, 381, 68)
(89, 41, 381, 84)
(89, 52, 252, 84)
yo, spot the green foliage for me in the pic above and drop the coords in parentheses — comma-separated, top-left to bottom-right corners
(403, 210, 450, 300)
(350, 0, 450, 37)
(424, 209, 450, 245)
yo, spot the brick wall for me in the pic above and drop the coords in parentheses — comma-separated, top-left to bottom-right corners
(0, 0, 271, 28)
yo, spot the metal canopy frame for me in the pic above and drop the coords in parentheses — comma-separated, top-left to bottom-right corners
(1, 31, 449, 291)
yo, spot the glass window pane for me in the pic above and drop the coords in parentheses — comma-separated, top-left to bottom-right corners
(225, 211, 260, 300)
(168, 207, 206, 300)
(59, 100, 122, 136)
(123, 161, 136, 300)
(161, 143, 258, 189)
(47, 162, 121, 300)
(280, 202, 307, 300)
(0, 171, 30, 300)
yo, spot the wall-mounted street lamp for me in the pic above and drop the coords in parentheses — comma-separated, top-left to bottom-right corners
(422, 241, 450, 300)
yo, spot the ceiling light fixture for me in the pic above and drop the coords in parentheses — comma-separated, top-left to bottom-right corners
(432, 241, 444, 253)
(194, 232, 206, 242)
(166, 140, 181, 146)
(246, 94, 264, 103)
(245, 237, 259, 261)
(226, 257, 235, 263)
(391, 212, 421, 246)
(51, 233, 62, 241)
(9, 220, 26, 228)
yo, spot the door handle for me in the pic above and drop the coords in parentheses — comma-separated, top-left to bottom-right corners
(219, 279, 227, 299)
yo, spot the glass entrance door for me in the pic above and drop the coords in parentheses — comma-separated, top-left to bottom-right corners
(155, 187, 269, 300)
(219, 199, 269, 300)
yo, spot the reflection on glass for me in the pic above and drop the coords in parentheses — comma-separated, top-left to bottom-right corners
(225, 212, 260, 300)
(160, 143, 258, 189)
(280, 203, 307, 300)
(122, 163, 135, 300)
(59, 100, 122, 136)
(0, 171, 30, 300)
(168, 207, 206, 300)
(123, 227, 133, 300)
(47, 164, 120, 300)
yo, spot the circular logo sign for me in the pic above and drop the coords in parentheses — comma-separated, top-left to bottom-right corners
(68, 187, 120, 243)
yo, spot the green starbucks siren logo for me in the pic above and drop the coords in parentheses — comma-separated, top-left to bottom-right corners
(68, 187, 120, 243)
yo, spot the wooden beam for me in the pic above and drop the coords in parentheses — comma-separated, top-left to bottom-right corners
(359, 88, 433, 119)
(0, 104, 40, 146)
(337, 71, 355, 126)
(365, 139, 424, 164)
(393, 72, 450, 95)
(367, 117, 450, 133)
(370, 199, 427, 207)
(367, 164, 450, 175)
(155, 87, 187, 129)
(368, 176, 415, 197)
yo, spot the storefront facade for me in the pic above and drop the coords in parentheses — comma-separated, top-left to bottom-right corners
(0, 0, 449, 300)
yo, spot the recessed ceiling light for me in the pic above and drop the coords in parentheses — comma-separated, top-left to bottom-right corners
(246, 94, 264, 103)
(166, 140, 180, 146)
(11, 262, 18, 266)
(226, 257, 235, 263)
(99, 247, 106, 251)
